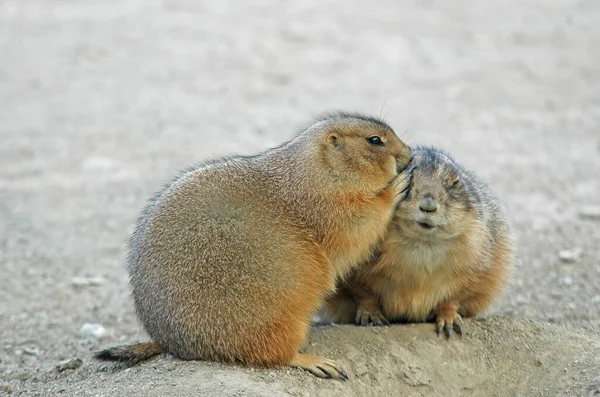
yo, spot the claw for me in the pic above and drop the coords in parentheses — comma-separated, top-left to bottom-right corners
(454, 322, 463, 336)
(291, 354, 348, 381)
(356, 308, 390, 327)
(339, 369, 349, 381)
(316, 365, 332, 379)
(435, 307, 463, 340)
(370, 316, 389, 326)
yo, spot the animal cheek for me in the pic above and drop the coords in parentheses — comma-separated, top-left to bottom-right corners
(379, 156, 397, 176)
(381, 154, 394, 167)
(440, 191, 449, 202)
(396, 199, 411, 209)
(446, 207, 464, 223)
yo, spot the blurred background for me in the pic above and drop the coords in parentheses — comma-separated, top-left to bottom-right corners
(1, 0, 599, 393)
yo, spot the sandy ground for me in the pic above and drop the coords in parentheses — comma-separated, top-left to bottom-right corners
(1, 0, 600, 396)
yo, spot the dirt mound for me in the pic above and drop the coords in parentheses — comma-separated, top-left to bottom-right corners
(7, 317, 599, 396)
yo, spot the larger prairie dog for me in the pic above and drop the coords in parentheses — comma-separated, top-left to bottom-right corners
(321, 147, 513, 337)
(95, 113, 413, 380)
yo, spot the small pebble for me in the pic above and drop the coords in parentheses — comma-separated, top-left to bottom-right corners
(515, 294, 530, 304)
(558, 249, 581, 263)
(78, 323, 106, 339)
(56, 358, 83, 372)
(561, 277, 574, 286)
(578, 206, 600, 220)
(4, 384, 13, 393)
(23, 346, 40, 357)
(71, 276, 105, 287)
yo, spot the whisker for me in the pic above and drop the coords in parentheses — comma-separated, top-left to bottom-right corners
(379, 99, 388, 120)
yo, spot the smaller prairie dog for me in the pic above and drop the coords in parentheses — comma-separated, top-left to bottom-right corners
(321, 147, 513, 337)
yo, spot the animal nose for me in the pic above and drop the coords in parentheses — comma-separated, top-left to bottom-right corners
(418, 194, 439, 213)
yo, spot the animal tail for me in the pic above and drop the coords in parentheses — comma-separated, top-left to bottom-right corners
(94, 342, 165, 364)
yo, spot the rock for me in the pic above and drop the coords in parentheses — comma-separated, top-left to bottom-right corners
(56, 358, 83, 372)
(70, 276, 105, 287)
(561, 277, 574, 286)
(515, 294, 530, 304)
(4, 384, 13, 393)
(78, 323, 106, 339)
(578, 206, 600, 220)
(23, 346, 40, 357)
(558, 249, 581, 263)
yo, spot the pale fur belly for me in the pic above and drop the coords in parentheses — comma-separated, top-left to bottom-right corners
(369, 243, 457, 322)
(377, 278, 449, 321)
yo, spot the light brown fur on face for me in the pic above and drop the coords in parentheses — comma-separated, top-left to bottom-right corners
(320, 147, 514, 338)
(94, 112, 412, 380)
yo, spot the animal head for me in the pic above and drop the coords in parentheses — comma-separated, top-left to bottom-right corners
(314, 113, 412, 192)
(393, 147, 478, 240)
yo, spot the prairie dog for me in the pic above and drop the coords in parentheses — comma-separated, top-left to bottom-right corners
(95, 113, 413, 379)
(321, 147, 513, 337)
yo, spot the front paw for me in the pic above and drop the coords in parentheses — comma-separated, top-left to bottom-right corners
(435, 310, 463, 339)
(391, 165, 415, 204)
(355, 306, 390, 327)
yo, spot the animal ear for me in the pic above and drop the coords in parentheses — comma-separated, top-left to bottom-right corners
(448, 174, 460, 187)
(328, 134, 340, 149)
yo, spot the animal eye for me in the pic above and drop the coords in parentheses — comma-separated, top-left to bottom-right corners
(367, 136, 384, 146)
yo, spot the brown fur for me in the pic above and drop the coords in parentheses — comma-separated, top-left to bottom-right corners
(94, 112, 412, 379)
(320, 147, 514, 336)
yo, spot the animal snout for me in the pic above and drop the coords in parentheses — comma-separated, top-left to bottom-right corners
(395, 146, 413, 172)
(418, 194, 439, 213)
